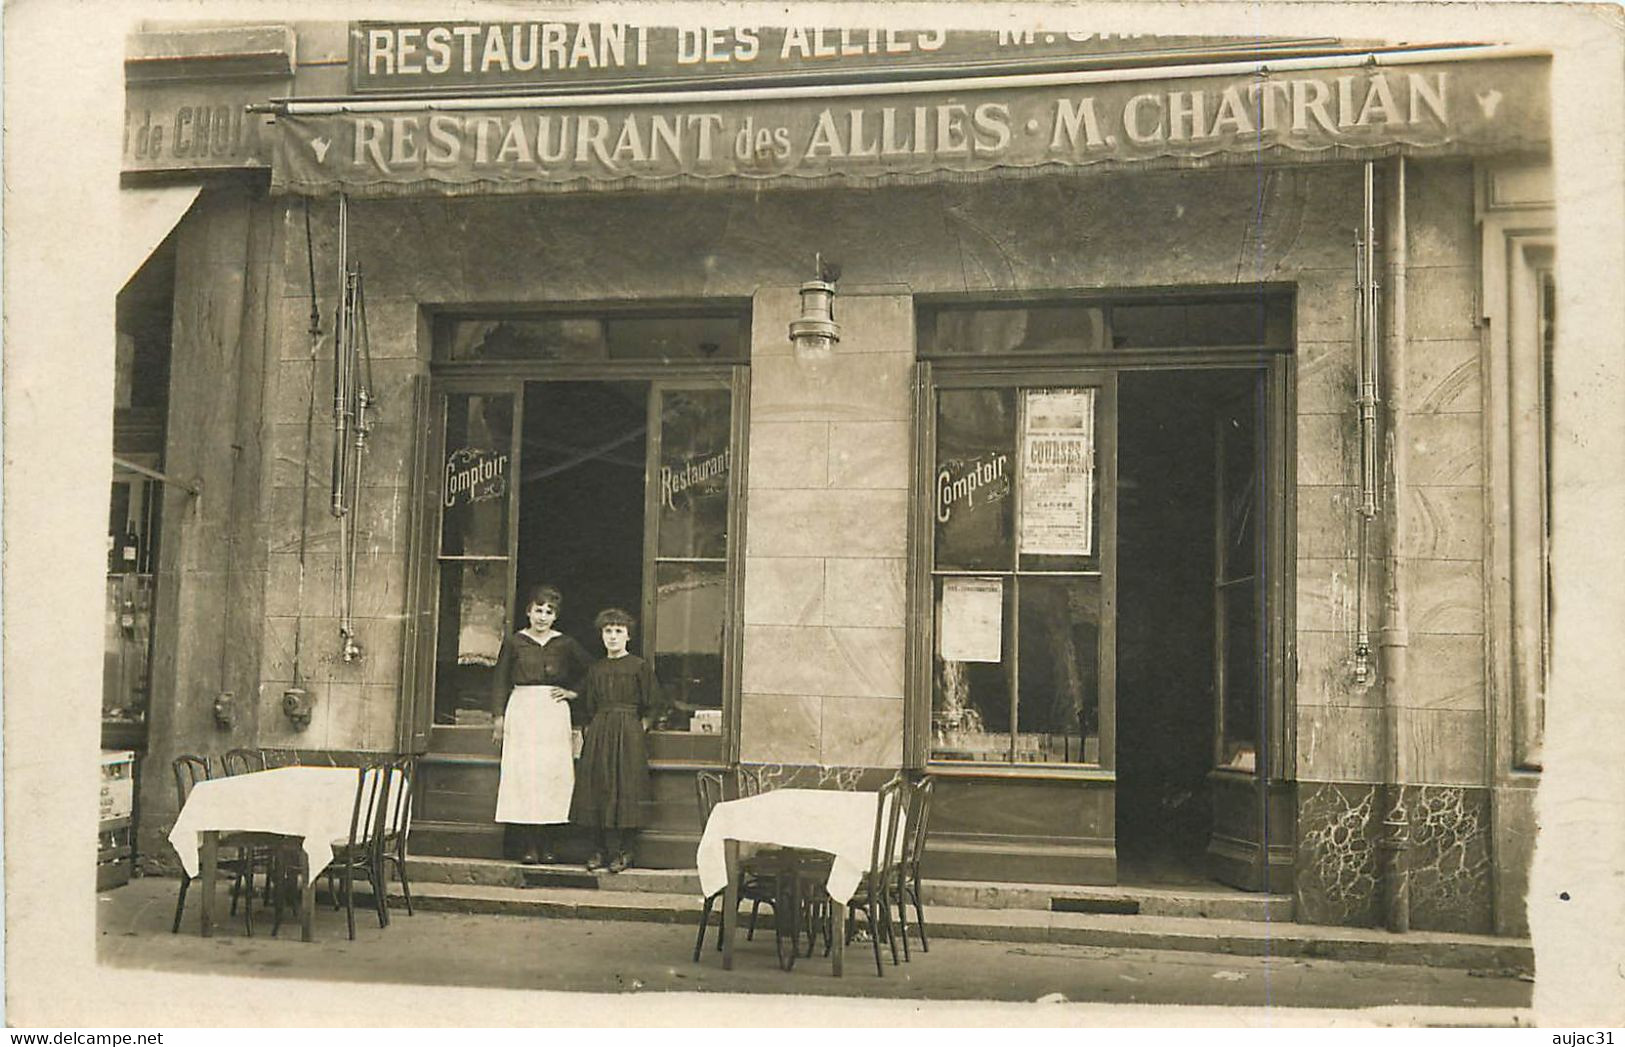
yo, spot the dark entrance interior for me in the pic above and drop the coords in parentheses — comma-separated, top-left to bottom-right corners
(1116, 368, 1262, 885)
(516, 381, 648, 657)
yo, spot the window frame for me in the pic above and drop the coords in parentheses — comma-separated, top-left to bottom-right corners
(913, 365, 1120, 779)
(907, 289, 1295, 784)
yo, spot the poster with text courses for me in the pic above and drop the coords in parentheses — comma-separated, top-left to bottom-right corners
(1019, 387, 1095, 557)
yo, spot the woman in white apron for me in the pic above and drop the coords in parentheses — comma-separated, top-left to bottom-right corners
(491, 584, 591, 864)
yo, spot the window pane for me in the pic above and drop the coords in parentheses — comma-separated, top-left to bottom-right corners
(1017, 387, 1100, 572)
(1218, 397, 1260, 582)
(433, 560, 509, 725)
(1015, 576, 1102, 764)
(931, 576, 1012, 763)
(657, 386, 732, 560)
(934, 388, 1015, 571)
(441, 315, 745, 362)
(441, 394, 513, 557)
(1217, 580, 1261, 771)
(921, 305, 1106, 356)
(653, 562, 725, 727)
(1112, 298, 1291, 349)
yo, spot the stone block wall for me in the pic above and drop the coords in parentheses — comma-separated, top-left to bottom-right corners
(256, 198, 422, 754)
(738, 287, 913, 769)
(137, 185, 276, 863)
(1292, 160, 1496, 933)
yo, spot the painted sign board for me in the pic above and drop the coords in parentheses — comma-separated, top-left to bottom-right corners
(274, 54, 1549, 197)
(124, 81, 278, 173)
(349, 21, 1342, 93)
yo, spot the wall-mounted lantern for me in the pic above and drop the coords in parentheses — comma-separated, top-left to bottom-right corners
(789, 254, 841, 358)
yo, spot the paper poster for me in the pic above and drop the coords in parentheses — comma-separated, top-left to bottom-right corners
(1019, 388, 1096, 556)
(939, 577, 1004, 663)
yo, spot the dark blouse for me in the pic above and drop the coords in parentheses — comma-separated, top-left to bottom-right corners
(581, 654, 662, 723)
(490, 631, 591, 717)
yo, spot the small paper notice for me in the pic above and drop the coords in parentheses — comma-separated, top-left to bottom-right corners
(940, 577, 1004, 663)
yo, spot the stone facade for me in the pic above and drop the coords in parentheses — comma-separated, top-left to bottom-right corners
(127, 65, 1532, 933)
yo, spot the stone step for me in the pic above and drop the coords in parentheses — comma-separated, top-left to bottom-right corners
(366, 876, 1531, 973)
(405, 855, 1295, 921)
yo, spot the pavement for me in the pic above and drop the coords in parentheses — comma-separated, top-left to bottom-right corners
(97, 875, 1534, 1017)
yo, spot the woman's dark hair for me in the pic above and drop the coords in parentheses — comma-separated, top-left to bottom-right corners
(594, 607, 635, 631)
(525, 584, 563, 614)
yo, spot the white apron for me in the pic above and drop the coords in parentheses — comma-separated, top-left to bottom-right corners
(495, 684, 574, 824)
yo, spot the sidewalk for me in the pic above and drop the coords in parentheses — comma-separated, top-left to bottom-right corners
(398, 858, 1533, 973)
(97, 875, 1534, 1014)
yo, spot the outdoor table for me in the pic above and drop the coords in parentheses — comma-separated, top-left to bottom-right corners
(696, 788, 904, 977)
(167, 765, 382, 942)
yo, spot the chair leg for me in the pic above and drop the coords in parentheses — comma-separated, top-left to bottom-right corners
(868, 900, 885, 977)
(270, 852, 284, 938)
(747, 899, 761, 941)
(344, 864, 357, 941)
(890, 884, 903, 968)
(912, 873, 929, 952)
(395, 847, 415, 916)
(373, 855, 390, 929)
(693, 894, 716, 962)
(172, 876, 191, 934)
(894, 880, 911, 962)
(242, 862, 256, 938)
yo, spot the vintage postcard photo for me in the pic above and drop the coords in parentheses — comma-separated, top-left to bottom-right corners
(4, 0, 1623, 1030)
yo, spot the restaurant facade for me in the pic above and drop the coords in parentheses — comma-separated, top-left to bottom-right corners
(115, 16, 1557, 937)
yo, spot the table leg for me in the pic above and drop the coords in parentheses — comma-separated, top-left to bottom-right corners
(721, 839, 739, 971)
(830, 899, 845, 978)
(199, 831, 218, 938)
(299, 850, 315, 943)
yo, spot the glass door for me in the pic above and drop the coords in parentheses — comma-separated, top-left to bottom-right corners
(408, 373, 747, 753)
(1205, 371, 1289, 892)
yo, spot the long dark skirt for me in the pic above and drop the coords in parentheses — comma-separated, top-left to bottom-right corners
(570, 707, 650, 829)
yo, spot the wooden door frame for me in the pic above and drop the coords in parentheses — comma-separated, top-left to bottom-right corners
(402, 363, 749, 757)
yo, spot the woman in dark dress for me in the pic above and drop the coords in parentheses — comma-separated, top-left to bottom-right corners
(491, 584, 591, 864)
(570, 607, 660, 873)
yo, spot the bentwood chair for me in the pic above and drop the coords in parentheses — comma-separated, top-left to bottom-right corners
(377, 753, 417, 918)
(170, 755, 260, 935)
(692, 771, 728, 960)
(807, 774, 906, 976)
(281, 760, 392, 940)
(221, 748, 266, 776)
(734, 764, 767, 798)
(893, 775, 937, 958)
(221, 747, 282, 903)
(692, 770, 810, 967)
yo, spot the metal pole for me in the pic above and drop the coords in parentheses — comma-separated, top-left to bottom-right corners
(1378, 156, 1411, 933)
(331, 194, 351, 519)
(112, 456, 201, 497)
(1353, 162, 1380, 685)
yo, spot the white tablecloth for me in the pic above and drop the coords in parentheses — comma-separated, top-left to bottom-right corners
(695, 789, 904, 905)
(167, 766, 389, 880)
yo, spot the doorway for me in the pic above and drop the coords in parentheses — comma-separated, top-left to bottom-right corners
(1116, 368, 1266, 886)
(516, 381, 648, 656)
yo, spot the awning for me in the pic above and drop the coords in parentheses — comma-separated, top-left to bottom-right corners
(119, 185, 201, 289)
(269, 46, 1550, 198)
